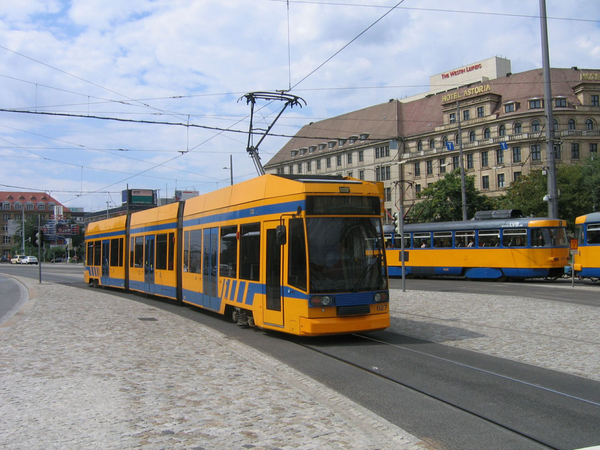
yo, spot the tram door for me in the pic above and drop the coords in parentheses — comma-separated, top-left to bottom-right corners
(264, 222, 284, 328)
(144, 235, 155, 294)
(101, 240, 110, 284)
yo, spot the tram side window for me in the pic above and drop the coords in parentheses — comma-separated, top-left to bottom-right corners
(433, 231, 452, 248)
(86, 241, 93, 265)
(240, 223, 260, 281)
(93, 241, 101, 266)
(413, 232, 431, 248)
(288, 218, 307, 291)
(156, 233, 168, 270)
(530, 229, 548, 247)
(220, 226, 238, 277)
(134, 236, 144, 267)
(548, 227, 567, 246)
(587, 224, 600, 244)
(478, 230, 500, 247)
(455, 231, 475, 248)
(189, 229, 202, 274)
(110, 238, 123, 267)
(502, 229, 527, 247)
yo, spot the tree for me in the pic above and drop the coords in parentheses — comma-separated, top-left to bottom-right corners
(497, 169, 548, 218)
(408, 170, 497, 222)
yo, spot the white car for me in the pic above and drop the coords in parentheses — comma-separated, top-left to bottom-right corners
(11, 254, 26, 264)
(20, 256, 39, 265)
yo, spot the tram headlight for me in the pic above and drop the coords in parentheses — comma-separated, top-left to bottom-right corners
(373, 292, 389, 303)
(310, 295, 333, 307)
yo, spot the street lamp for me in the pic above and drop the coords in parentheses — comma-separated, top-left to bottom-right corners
(223, 155, 233, 186)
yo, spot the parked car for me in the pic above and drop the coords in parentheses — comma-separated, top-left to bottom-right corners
(51, 257, 64, 263)
(11, 254, 26, 264)
(21, 256, 39, 265)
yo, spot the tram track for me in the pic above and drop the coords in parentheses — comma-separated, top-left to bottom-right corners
(291, 330, 600, 450)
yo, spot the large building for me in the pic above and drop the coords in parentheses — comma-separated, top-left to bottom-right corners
(0, 191, 72, 258)
(264, 58, 600, 223)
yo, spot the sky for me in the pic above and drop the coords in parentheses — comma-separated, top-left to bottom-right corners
(0, 0, 599, 213)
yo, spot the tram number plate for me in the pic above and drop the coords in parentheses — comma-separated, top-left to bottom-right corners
(376, 304, 388, 312)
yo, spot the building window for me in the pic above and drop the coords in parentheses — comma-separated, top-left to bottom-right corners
(592, 95, 599, 107)
(328, 141, 336, 149)
(347, 171, 353, 178)
(466, 153, 474, 169)
(531, 144, 541, 160)
(415, 184, 421, 193)
(326, 157, 331, 168)
(484, 128, 491, 139)
(26, 203, 34, 210)
(586, 119, 595, 131)
(555, 98, 567, 107)
(307, 161, 312, 172)
(426, 160, 433, 175)
(349, 136, 357, 144)
(429, 139, 435, 150)
(498, 173, 505, 188)
(289, 165, 293, 174)
(347, 153, 353, 164)
(590, 143, 598, 155)
(514, 122, 522, 134)
(417, 141, 423, 152)
(449, 113, 456, 123)
(572, 143, 580, 159)
(319, 143, 326, 151)
(384, 166, 391, 180)
(439, 158, 446, 174)
(336, 155, 341, 166)
(469, 131, 476, 142)
(529, 99, 542, 109)
(2, 202, 10, 210)
(3, 236, 11, 244)
(452, 156, 459, 171)
(554, 119, 559, 131)
(568, 119, 576, 130)
(496, 149, 504, 165)
(338, 139, 345, 146)
(531, 120, 541, 132)
(14, 202, 22, 210)
(554, 144, 562, 160)
(309, 146, 316, 153)
(300, 148, 307, 155)
(513, 147, 521, 163)
(482, 175, 490, 190)
(358, 150, 364, 162)
(477, 106, 484, 118)
(317, 160, 321, 170)
(414, 162, 421, 176)
(505, 103, 515, 113)
(297, 164, 302, 174)
(463, 110, 470, 121)
(481, 151, 489, 167)
(359, 170, 364, 180)
(514, 172, 522, 182)
(385, 187, 391, 202)
(442, 136, 448, 149)
(499, 125, 506, 136)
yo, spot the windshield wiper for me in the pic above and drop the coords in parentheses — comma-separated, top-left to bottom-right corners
(351, 254, 380, 293)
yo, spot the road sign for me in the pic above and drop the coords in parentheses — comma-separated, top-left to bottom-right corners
(500, 142, 508, 150)
(446, 142, 454, 150)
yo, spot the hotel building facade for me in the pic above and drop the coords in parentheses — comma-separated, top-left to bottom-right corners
(264, 57, 600, 223)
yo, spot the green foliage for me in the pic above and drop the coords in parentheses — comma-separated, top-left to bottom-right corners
(497, 169, 548, 217)
(407, 170, 497, 222)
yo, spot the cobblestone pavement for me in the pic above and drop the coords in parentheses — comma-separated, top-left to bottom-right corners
(1, 275, 598, 449)
(0, 276, 427, 450)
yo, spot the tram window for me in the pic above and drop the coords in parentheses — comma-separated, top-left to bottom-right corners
(134, 236, 144, 267)
(168, 232, 175, 270)
(129, 237, 134, 267)
(433, 231, 452, 248)
(530, 229, 549, 247)
(189, 229, 202, 274)
(478, 230, 500, 247)
(587, 224, 600, 244)
(240, 223, 260, 281)
(548, 227, 567, 246)
(456, 231, 475, 248)
(399, 233, 411, 248)
(156, 233, 168, 270)
(93, 241, 101, 266)
(183, 231, 190, 272)
(86, 241, 94, 266)
(414, 232, 431, 249)
(288, 218, 307, 291)
(220, 226, 238, 278)
(502, 229, 527, 247)
(110, 238, 123, 267)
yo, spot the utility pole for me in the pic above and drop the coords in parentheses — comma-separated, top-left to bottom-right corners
(540, 0, 559, 218)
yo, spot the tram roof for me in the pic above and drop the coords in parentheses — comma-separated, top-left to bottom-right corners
(403, 217, 565, 232)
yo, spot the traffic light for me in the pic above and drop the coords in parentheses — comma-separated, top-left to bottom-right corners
(35, 231, 43, 247)
(393, 212, 401, 234)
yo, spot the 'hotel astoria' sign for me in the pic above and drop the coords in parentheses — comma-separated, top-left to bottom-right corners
(442, 84, 492, 103)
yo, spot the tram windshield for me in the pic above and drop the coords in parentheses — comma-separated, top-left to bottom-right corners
(307, 217, 387, 293)
(530, 227, 568, 247)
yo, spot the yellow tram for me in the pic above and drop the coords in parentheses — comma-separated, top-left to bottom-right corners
(85, 174, 390, 336)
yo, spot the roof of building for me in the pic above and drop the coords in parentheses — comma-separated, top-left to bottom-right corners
(0, 191, 71, 212)
(266, 67, 600, 168)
